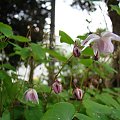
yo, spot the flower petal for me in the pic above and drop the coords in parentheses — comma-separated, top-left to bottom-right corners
(81, 34, 100, 46)
(93, 42, 99, 56)
(97, 38, 114, 54)
(101, 31, 120, 41)
(81, 34, 100, 51)
(31, 89, 39, 104)
(52, 80, 62, 94)
(73, 88, 83, 100)
(24, 88, 39, 104)
(73, 46, 80, 57)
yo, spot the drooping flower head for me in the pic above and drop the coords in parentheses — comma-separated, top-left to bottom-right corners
(73, 46, 81, 57)
(81, 31, 120, 56)
(24, 88, 39, 104)
(73, 88, 83, 100)
(52, 80, 62, 94)
(73, 41, 81, 57)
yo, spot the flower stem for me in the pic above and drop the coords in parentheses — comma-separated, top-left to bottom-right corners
(54, 54, 73, 80)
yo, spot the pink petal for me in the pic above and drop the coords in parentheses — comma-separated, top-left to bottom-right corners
(92, 42, 99, 56)
(101, 31, 120, 41)
(52, 80, 62, 94)
(81, 34, 100, 51)
(24, 88, 39, 104)
(73, 46, 80, 57)
(97, 38, 114, 54)
(31, 89, 39, 103)
(81, 34, 100, 46)
(73, 88, 83, 100)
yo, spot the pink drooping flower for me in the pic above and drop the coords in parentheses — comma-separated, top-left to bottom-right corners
(73, 45, 81, 57)
(81, 31, 120, 56)
(73, 88, 83, 100)
(24, 88, 39, 104)
(52, 80, 62, 94)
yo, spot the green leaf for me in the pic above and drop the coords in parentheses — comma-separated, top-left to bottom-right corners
(0, 22, 13, 37)
(77, 34, 87, 40)
(102, 63, 117, 74)
(83, 100, 112, 119)
(82, 47, 94, 56)
(10, 106, 24, 120)
(95, 93, 120, 108)
(30, 43, 45, 61)
(111, 5, 120, 15)
(0, 70, 13, 98)
(16, 47, 31, 60)
(74, 113, 94, 120)
(103, 88, 117, 95)
(0, 63, 16, 71)
(0, 35, 5, 40)
(110, 108, 120, 120)
(116, 97, 120, 105)
(0, 42, 8, 49)
(1, 110, 10, 120)
(0, 70, 11, 82)
(38, 84, 51, 93)
(59, 30, 74, 44)
(45, 49, 67, 62)
(25, 104, 43, 120)
(80, 59, 93, 67)
(113, 87, 120, 92)
(10, 42, 30, 60)
(10, 35, 30, 42)
(41, 102, 75, 120)
(9, 41, 21, 48)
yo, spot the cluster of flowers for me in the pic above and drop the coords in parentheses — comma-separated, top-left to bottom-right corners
(52, 80, 83, 100)
(24, 31, 120, 104)
(24, 80, 83, 104)
(73, 31, 120, 58)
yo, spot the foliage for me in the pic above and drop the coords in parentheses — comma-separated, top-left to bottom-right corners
(0, 0, 50, 67)
(111, 5, 120, 15)
(0, 23, 120, 120)
(59, 30, 74, 44)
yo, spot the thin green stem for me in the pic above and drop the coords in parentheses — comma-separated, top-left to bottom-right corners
(43, 88, 52, 112)
(80, 68, 89, 88)
(54, 54, 73, 80)
(0, 49, 4, 116)
(0, 79, 2, 117)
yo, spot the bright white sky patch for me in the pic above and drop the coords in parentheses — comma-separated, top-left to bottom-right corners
(55, 0, 112, 39)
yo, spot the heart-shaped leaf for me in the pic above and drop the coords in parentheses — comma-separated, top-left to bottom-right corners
(59, 30, 74, 44)
(41, 102, 75, 120)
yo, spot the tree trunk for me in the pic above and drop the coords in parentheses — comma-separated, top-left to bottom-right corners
(29, 57, 34, 86)
(107, 0, 120, 87)
(48, 0, 56, 85)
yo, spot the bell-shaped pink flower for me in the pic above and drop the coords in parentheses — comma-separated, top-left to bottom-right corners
(81, 31, 120, 56)
(24, 88, 39, 104)
(73, 88, 83, 100)
(52, 80, 62, 94)
(73, 45, 80, 57)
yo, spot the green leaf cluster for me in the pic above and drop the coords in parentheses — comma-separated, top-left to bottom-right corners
(111, 5, 120, 15)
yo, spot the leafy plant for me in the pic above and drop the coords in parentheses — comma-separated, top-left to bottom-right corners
(0, 23, 120, 120)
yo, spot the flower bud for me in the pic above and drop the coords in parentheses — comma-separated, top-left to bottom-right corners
(24, 88, 39, 104)
(73, 79, 78, 85)
(52, 80, 62, 94)
(93, 51, 99, 61)
(73, 45, 80, 57)
(34, 27, 39, 32)
(73, 88, 83, 100)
